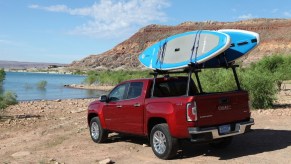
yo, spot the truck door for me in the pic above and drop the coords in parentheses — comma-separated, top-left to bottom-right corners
(103, 83, 129, 131)
(120, 82, 144, 134)
(103, 82, 144, 134)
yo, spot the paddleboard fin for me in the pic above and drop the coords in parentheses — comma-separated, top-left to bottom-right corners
(251, 39, 257, 43)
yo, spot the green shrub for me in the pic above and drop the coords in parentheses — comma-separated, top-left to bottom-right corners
(84, 71, 99, 85)
(234, 54, 291, 109)
(199, 68, 237, 92)
(0, 91, 18, 109)
(0, 68, 5, 87)
(250, 54, 291, 90)
(239, 68, 277, 109)
(73, 69, 86, 75)
(193, 55, 289, 109)
(84, 70, 151, 85)
(37, 80, 47, 89)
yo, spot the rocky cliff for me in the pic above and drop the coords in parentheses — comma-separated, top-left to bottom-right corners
(69, 18, 291, 70)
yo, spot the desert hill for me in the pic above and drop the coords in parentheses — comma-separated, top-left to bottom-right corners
(69, 18, 291, 70)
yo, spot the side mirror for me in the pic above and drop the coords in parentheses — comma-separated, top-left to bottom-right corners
(100, 95, 108, 102)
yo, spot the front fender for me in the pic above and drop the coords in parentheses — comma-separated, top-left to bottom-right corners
(88, 101, 107, 129)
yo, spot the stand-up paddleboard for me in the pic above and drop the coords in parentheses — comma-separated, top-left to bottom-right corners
(202, 29, 260, 67)
(139, 30, 231, 70)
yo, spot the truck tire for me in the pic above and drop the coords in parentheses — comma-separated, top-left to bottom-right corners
(209, 136, 233, 149)
(150, 123, 178, 159)
(89, 117, 108, 143)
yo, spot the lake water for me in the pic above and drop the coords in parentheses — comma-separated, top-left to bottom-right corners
(1, 72, 107, 101)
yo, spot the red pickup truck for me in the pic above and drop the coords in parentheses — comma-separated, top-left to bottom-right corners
(87, 66, 254, 159)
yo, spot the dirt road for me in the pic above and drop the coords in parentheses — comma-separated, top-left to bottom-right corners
(1, 95, 291, 163)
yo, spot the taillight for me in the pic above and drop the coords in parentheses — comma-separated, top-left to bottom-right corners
(187, 101, 197, 122)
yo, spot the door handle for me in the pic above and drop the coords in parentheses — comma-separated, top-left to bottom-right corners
(134, 103, 141, 107)
(116, 105, 122, 108)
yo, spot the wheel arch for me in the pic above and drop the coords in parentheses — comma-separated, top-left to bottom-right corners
(147, 117, 167, 137)
(88, 113, 98, 125)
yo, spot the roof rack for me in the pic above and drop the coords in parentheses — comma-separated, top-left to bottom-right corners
(149, 62, 239, 76)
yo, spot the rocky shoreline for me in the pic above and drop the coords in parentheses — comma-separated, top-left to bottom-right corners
(64, 84, 114, 91)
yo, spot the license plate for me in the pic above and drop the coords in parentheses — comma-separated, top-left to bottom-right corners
(219, 125, 231, 134)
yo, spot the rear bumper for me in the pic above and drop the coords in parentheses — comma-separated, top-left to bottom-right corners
(188, 118, 254, 142)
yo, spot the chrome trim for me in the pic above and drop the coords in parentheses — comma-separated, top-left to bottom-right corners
(91, 122, 100, 140)
(188, 118, 254, 139)
(200, 115, 213, 118)
(134, 103, 141, 107)
(152, 130, 167, 154)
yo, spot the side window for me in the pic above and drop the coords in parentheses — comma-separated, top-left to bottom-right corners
(127, 82, 143, 99)
(108, 83, 129, 101)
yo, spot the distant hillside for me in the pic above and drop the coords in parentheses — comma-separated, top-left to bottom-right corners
(0, 60, 66, 70)
(69, 18, 291, 70)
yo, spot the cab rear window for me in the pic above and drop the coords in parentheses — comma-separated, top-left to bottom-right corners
(153, 77, 198, 97)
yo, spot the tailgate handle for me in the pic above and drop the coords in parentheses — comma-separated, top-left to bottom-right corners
(220, 98, 229, 104)
(116, 105, 122, 108)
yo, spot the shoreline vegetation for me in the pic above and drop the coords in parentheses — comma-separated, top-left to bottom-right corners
(0, 69, 18, 109)
(78, 54, 291, 109)
(1, 54, 291, 109)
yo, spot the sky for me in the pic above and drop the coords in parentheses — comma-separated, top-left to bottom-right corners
(0, 0, 291, 64)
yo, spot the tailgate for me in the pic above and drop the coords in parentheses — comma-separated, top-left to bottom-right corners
(195, 91, 250, 127)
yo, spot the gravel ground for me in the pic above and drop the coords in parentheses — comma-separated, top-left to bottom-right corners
(0, 91, 291, 164)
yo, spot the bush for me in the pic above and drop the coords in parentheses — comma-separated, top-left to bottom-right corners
(0, 68, 5, 87)
(194, 55, 291, 109)
(239, 68, 277, 109)
(0, 69, 17, 110)
(73, 69, 86, 75)
(199, 68, 237, 92)
(84, 71, 99, 85)
(37, 80, 47, 89)
(0, 91, 18, 109)
(250, 54, 291, 89)
(84, 70, 151, 85)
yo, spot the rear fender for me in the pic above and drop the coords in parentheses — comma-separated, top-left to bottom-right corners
(145, 102, 176, 135)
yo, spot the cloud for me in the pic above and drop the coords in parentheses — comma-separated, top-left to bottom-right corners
(29, 0, 170, 38)
(238, 13, 255, 20)
(271, 8, 278, 13)
(284, 11, 291, 17)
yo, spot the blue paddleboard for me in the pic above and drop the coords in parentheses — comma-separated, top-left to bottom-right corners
(202, 29, 260, 67)
(139, 30, 231, 70)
